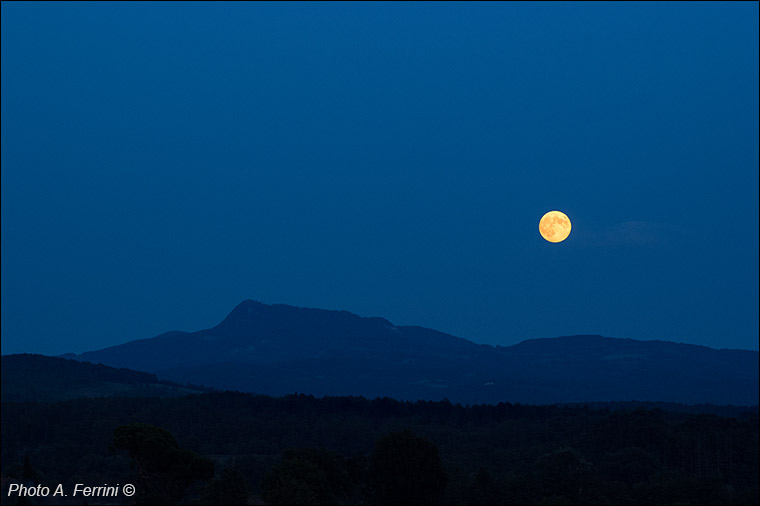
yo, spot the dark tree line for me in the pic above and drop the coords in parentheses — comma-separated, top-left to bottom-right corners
(2, 392, 758, 504)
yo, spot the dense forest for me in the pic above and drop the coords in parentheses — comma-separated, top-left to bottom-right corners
(2, 391, 758, 505)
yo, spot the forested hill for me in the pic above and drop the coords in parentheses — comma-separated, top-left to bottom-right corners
(68, 300, 759, 405)
(0, 354, 208, 402)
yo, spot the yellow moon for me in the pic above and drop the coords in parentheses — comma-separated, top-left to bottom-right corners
(539, 210, 571, 243)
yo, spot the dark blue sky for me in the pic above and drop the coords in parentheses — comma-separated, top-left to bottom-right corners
(2, 2, 758, 355)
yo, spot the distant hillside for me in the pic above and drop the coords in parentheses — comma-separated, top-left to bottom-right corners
(69, 300, 759, 405)
(1, 354, 208, 402)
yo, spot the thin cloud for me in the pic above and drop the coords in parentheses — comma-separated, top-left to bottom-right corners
(577, 220, 666, 247)
(605, 221, 661, 245)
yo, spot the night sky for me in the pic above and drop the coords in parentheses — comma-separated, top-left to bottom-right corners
(2, 2, 758, 356)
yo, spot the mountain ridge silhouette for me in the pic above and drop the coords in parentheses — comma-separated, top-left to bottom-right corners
(66, 300, 759, 405)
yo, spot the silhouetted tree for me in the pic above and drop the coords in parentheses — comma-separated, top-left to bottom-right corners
(113, 423, 213, 505)
(464, 467, 504, 505)
(260, 447, 359, 505)
(601, 446, 661, 486)
(366, 429, 448, 505)
(200, 466, 248, 505)
(260, 456, 327, 505)
(2, 455, 45, 506)
(534, 447, 595, 504)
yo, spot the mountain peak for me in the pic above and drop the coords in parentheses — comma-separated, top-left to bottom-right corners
(221, 299, 267, 321)
(214, 300, 395, 333)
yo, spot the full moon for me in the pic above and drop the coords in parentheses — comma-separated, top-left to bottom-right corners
(539, 210, 572, 243)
